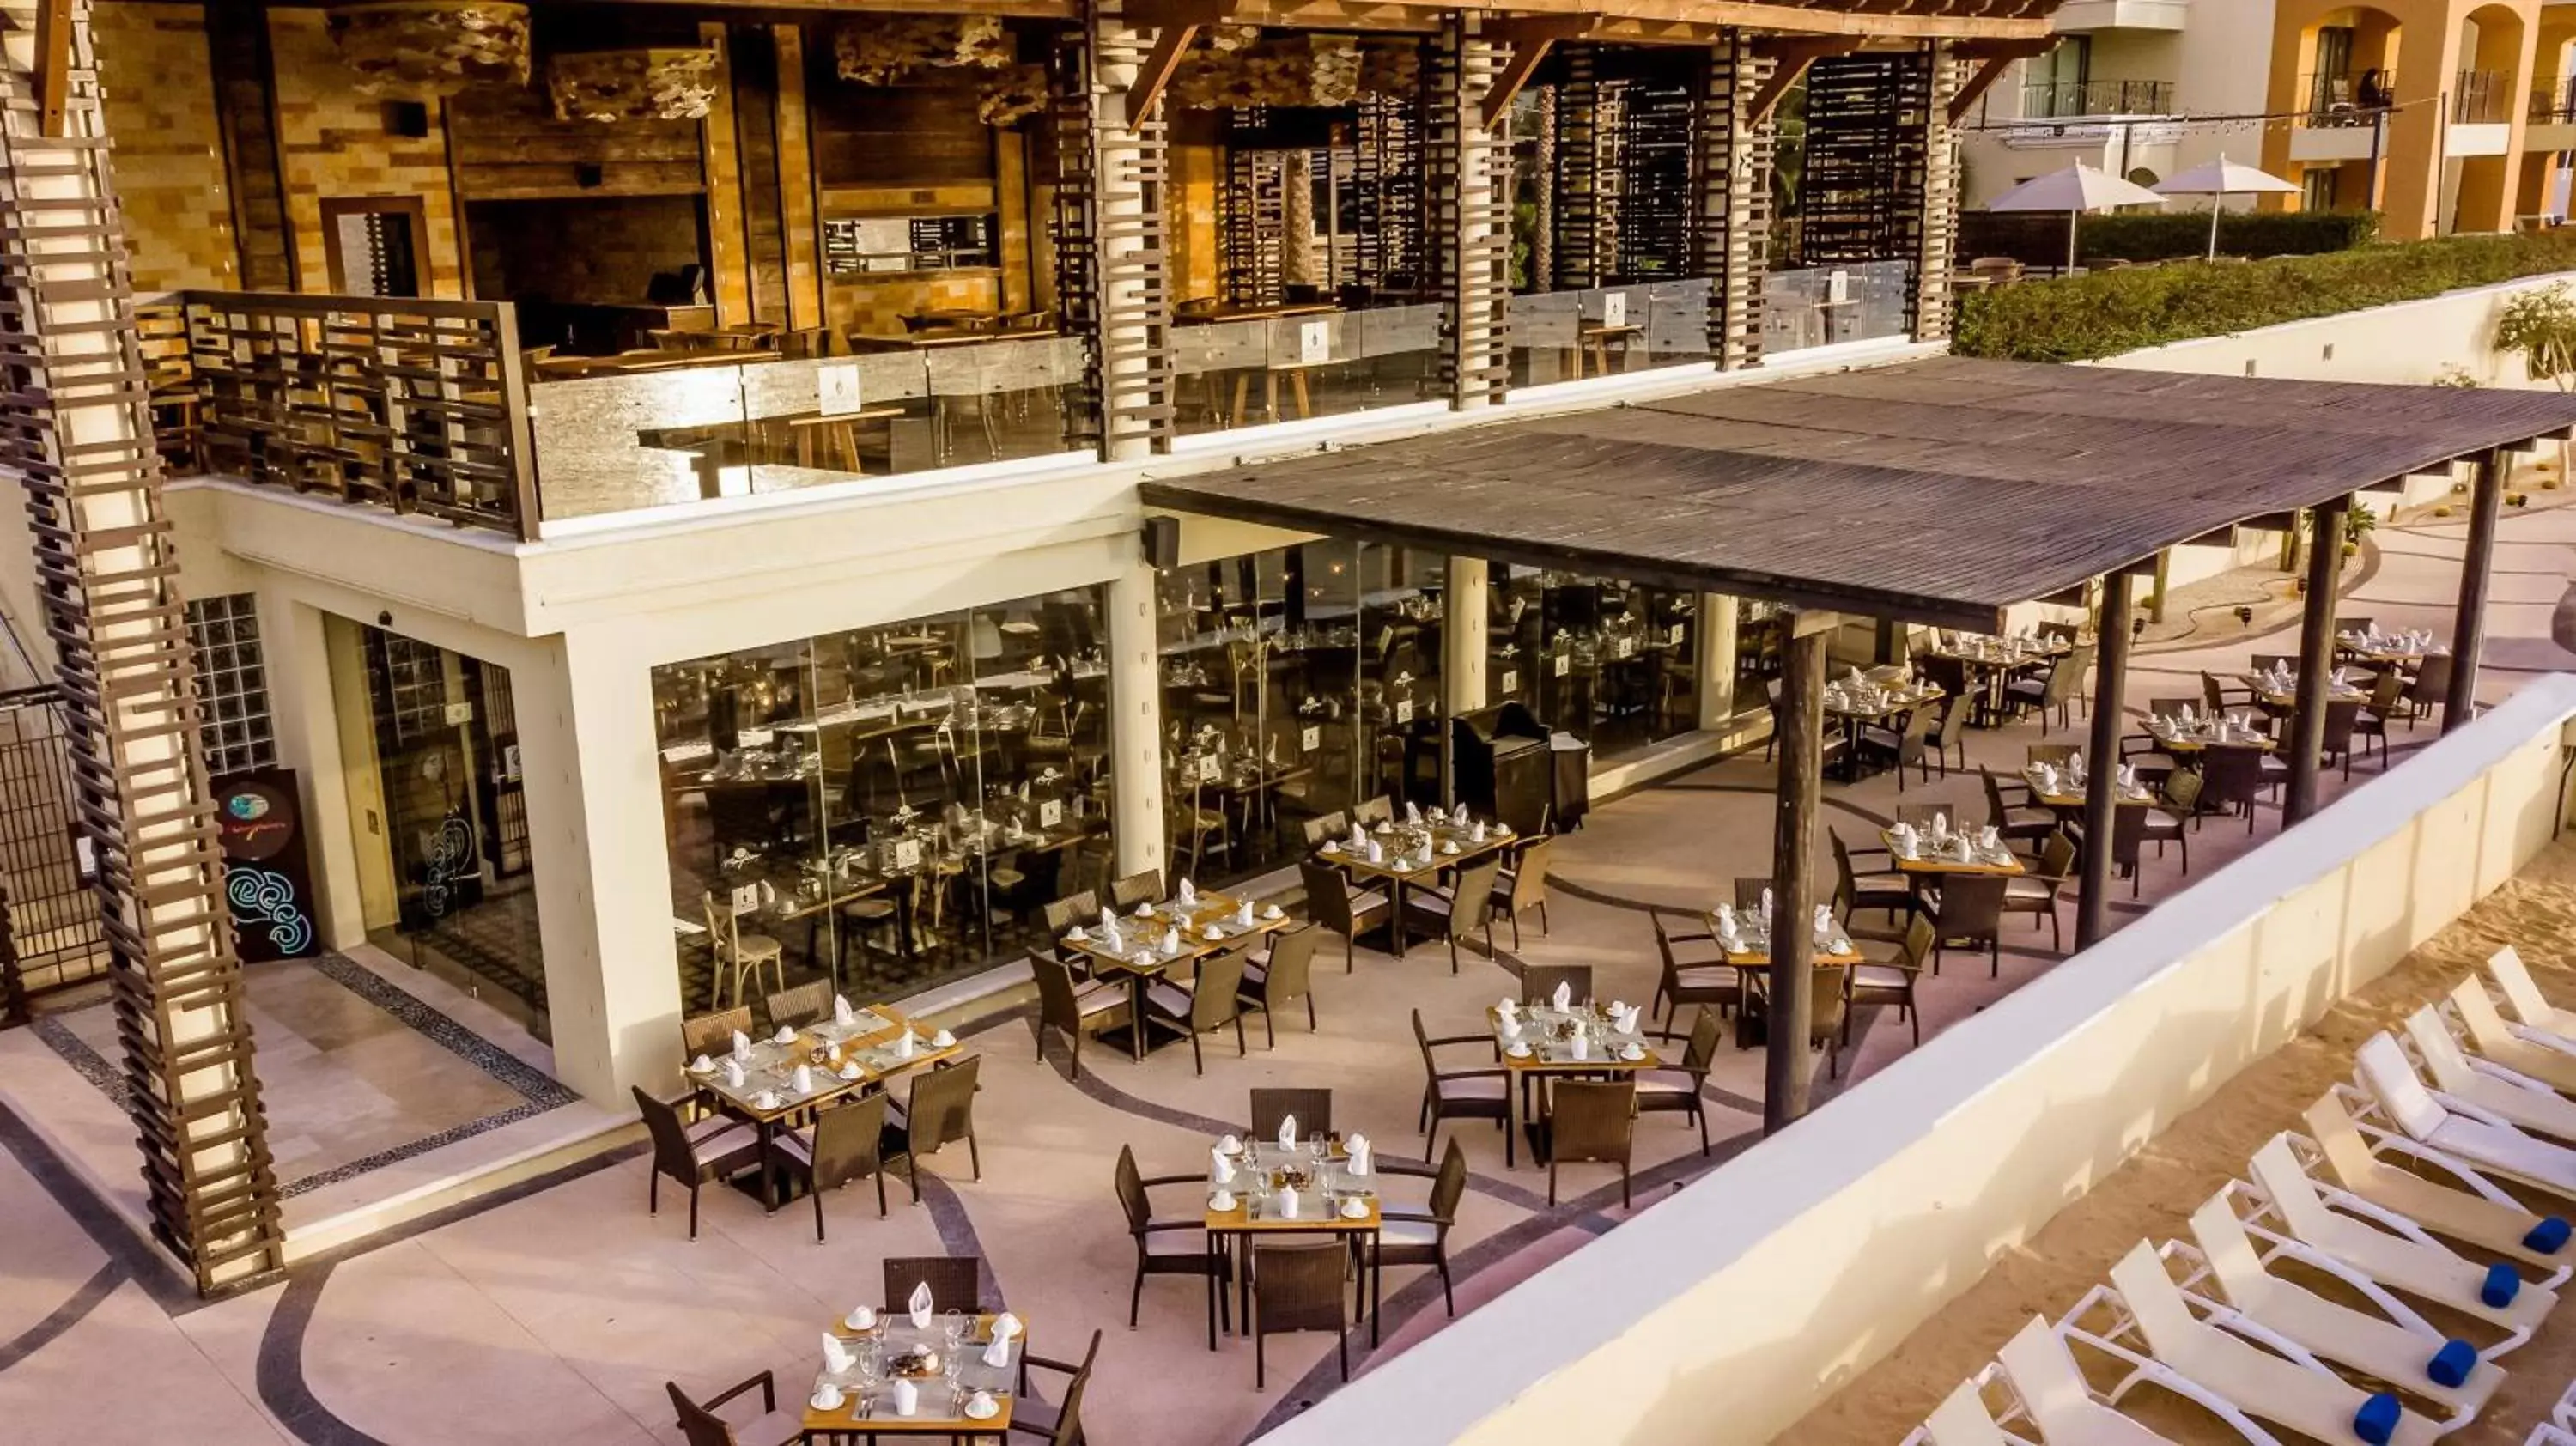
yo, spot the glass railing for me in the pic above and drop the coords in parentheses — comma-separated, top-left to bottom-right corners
(1504, 279, 1712, 389)
(1760, 260, 1911, 355)
(1169, 302, 1450, 436)
(526, 336, 1091, 521)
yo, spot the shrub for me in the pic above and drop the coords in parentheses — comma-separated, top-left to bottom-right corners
(1958, 209, 2379, 269)
(1955, 229, 2576, 363)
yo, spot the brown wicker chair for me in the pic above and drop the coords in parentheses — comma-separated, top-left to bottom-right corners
(1364, 1137, 1467, 1340)
(1401, 855, 1506, 974)
(1237, 923, 1321, 1045)
(1007, 1328, 1102, 1443)
(1300, 859, 1389, 971)
(1413, 1008, 1513, 1165)
(1252, 1241, 1350, 1388)
(2000, 833, 2076, 950)
(1144, 943, 1251, 1074)
(1249, 1087, 1331, 1142)
(768, 1091, 891, 1240)
(1115, 1144, 1229, 1349)
(1832, 829, 1915, 933)
(1546, 1079, 1636, 1207)
(1847, 914, 1935, 1048)
(2403, 653, 2454, 726)
(884, 1255, 983, 1314)
(1518, 963, 1593, 1006)
(763, 979, 832, 1031)
(1982, 768, 2056, 852)
(1635, 1007, 1723, 1154)
(681, 1006, 752, 1060)
(2355, 671, 2404, 768)
(1929, 874, 2008, 978)
(1032, 956, 1129, 1081)
(633, 1085, 761, 1240)
(2198, 742, 2269, 833)
(667, 1370, 787, 1446)
(1042, 890, 1102, 972)
(1649, 907, 1740, 1035)
(884, 1055, 981, 1202)
(1489, 835, 1556, 948)
(1109, 869, 1163, 910)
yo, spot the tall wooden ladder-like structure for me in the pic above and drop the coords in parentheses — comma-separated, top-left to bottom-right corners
(0, 0, 283, 1294)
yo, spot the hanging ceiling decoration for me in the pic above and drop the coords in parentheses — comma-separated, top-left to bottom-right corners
(975, 64, 1050, 128)
(547, 47, 721, 123)
(325, 1, 531, 99)
(1171, 33, 1359, 110)
(833, 15, 1013, 88)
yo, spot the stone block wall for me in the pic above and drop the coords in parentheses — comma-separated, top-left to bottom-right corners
(95, 3, 238, 295)
(266, 8, 466, 297)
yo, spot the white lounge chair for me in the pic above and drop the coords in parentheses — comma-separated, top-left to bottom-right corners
(2452, 977, 2576, 1095)
(2356, 1032, 2576, 1203)
(2003, 1310, 2257, 1444)
(2530, 1426, 2576, 1446)
(2487, 946, 2576, 1052)
(2299, 1091, 2574, 1283)
(2177, 1190, 2500, 1427)
(2404, 1006, 2576, 1144)
(2105, 1241, 2441, 1446)
(2240, 1136, 2552, 1351)
(1909, 1376, 2028, 1446)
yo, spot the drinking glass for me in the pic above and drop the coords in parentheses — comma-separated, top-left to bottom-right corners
(1308, 1130, 1327, 1165)
(943, 1309, 966, 1351)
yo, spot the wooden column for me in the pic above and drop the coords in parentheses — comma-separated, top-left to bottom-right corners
(1766, 612, 1827, 1133)
(1698, 33, 1774, 371)
(2445, 449, 2505, 732)
(1912, 42, 1960, 342)
(2075, 575, 2132, 950)
(2285, 495, 2348, 824)
(1428, 16, 1510, 410)
(698, 22, 751, 326)
(771, 24, 822, 333)
(1082, 5, 1174, 462)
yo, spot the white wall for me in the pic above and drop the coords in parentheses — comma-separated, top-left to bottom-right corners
(2095, 270, 2576, 386)
(1259, 675, 2576, 1446)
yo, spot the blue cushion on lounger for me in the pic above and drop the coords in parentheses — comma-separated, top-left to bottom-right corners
(2482, 1262, 2521, 1308)
(2427, 1338, 2477, 1388)
(2525, 1216, 2572, 1253)
(2352, 1392, 2402, 1444)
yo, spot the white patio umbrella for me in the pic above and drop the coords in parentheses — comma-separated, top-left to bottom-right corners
(1986, 162, 2168, 272)
(2154, 155, 2302, 258)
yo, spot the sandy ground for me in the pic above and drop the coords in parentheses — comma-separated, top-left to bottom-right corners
(1795, 836, 2576, 1444)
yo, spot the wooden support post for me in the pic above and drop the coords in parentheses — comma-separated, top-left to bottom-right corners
(1947, 54, 2014, 125)
(2075, 574, 2131, 950)
(1766, 611, 1828, 1133)
(2445, 449, 2504, 732)
(1748, 39, 1856, 126)
(1123, 23, 1199, 123)
(33, 0, 69, 138)
(1477, 20, 1595, 130)
(2285, 495, 2347, 823)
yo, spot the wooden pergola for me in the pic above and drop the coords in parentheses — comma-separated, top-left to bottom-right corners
(1140, 356, 2576, 1128)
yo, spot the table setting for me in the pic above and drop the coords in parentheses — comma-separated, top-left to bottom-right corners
(2338, 624, 2444, 665)
(1882, 812, 2020, 873)
(1315, 800, 1511, 878)
(1205, 1115, 1380, 1227)
(2021, 753, 2151, 809)
(805, 1287, 1019, 1435)
(685, 1002, 956, 1117)
(1491, 984, 1654, 1066)
(1710, 896, 1856, 965)
(2147, 703, 2275, 751)
(2240, 660, 2366, 706)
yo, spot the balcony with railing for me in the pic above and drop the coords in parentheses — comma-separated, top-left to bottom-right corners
(2536, 76, 2576, 125)
(2015, 78, 2175, 119)
(2451, 68, 2512, 125)
(2296, 69, 2396, 127)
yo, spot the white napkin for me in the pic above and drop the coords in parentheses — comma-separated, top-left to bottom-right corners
(1178, 878, 1197, 905)
(908, 1280, 934, 1328)
(1102, 921, 1124, 951)
(1236, 899, 1255, 927)
(1366, 839, 1384, 863)
(1098, 906, 1115, 929)
(1159, 927, 1182, 957)
(891, 1377, 919, 1416)
(1471, 821, 1488, 842)
(1570, 1032, 1589, 1062)
(774, 1025, 797, 1045)
(983, 1312, 1020, 1369)
(690, 1053, 714, 1073)
(1348, 822, 1368, 848)
(894, 1030, 915, 1060)
(833, 995, 855, 1026)
(1812, 903, 1832, 942)
(1552, 980, 1571, 1011)
(823, 1331, 855, 1376)
(1453, 803, 1471, 825)
(1979, 824, 2000, 851)
(723, 1059, 747, 1090)
(1275, 1184, 1300, 1218)
(1496, 995, 1517, 1021)
(1404, 800, 1422, 824)
(1346, 1132, 1371, 1176)
(732, 1030, 752, 1061)
(2034, 763, 2058, 793)
(791, 1064, 814, 1095)
(1278, 1113, 1298, 1152)
(1760, 887, 1775, 920)
(1212, 1146, 1236, 1185)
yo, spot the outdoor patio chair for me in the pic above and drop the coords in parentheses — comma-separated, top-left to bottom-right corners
(1042, 890, 1101, 969)
(2312, 696, 2364, 780)
(1848, 914, 1936, 1048)
(681, 1006, 752, 1061)
(1115, 1144, 1230, 1349)
(1734, 876, 1775, 913)
(1143, 941, 1251, 1074)
(1750, 965, 1850, 1078)
(1032, 955, 1128, 1081)
(1650, 907, 1740, 1033)
(2197, 743, 2269, 833)
(1929, 692, 1975, 776)
(633, 1085, 762, 1241)
(2203, 671, 2257, 714)
(884, 1255, 985, 1315)
(1831, 830, 1916, 933)
(1007, 1328, 1102, 1443)
(1982, 769, 2056, 853)
(1238, 923, 1321, 1045)
(2250, 653, 2298, 676)
(1413, 1008, 1513, 1165)
(1990, 1314, 2212, 1446)
(1856, 700, 1940, 790)
(2117, 732, 2178, 793)
(1300, 810, 1349, 848)
(762, 979, 832, 1031)
(1895, 802, 1959, 833)
(1364, 1138, 1467, 1338)
(2026, 743, 2078, 769)
(1109, 869, 1163, 910)
(1402, 855, 1504, 975)
(2356, 673, 2405, 769)
(2297, 1090, 2574, 1280)
(1299, 858, 1389, 971)
(884, 1054, 982, 1201)
(1929, 874, 2008, 978)
(1490, 835, 1555, 947)
(1352, 794, 1395, 825)
(2487, 945, 2576, 1045)
(2005, 643, 2091, 733)
(769, 1091, 892, 1240)
(2403, 654, 2455, 726)
(1636, 1007, 1725, 1153)
(1545, 1079, 1636, 1208)
(667, 1370, 790, 1446)
(1519, 963, 1592, 1006)
(2355, 1030, 2576, 1204)
(2402, 1006, 2576, 1143)
(1249, 1087, 1332, 1142)
(2000, 834, 2075, 948)
(1253, 1242, 1351, 1388)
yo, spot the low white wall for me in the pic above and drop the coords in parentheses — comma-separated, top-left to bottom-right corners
(2096, 270, 2576, 387)
(1265, 673, 2576, 1446)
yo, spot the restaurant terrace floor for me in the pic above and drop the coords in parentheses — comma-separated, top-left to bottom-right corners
(0, 492, 2569, 1445)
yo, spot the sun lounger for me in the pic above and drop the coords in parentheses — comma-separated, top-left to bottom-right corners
(2404, 1006, 2576, 1144)
(2105, 1241, 2441, 1446)
(2298, 1091, 2573, 1283)
(2177, 1191, 2500, 1428)
(2487, 946, 2576, 1054)
(1912, 1376, 2025, 1446)
(2449, 978, 2576, 1097)
(2001, 1312, 2247, 1445)
(2356, 1032, 2576, 1203)
(2239, 1136, 2552, 1351)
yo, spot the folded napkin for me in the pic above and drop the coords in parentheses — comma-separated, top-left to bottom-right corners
(891, 1377, 919, 1416)
(833, 994, 855, 1026)
(1348, 823, 1368, 848)
(1365, 839, 1384, 863)
(1759, 887, 1775, 920)
(1470, 821, 1488, 842)
(791, 1064, 814, 1095)
(1212, 1146, 1236, 1185)
(909, 1280, 935, 1328)
(1404, 800, 1422, 824)
(1979, 824, 2001, 851)
(1217, 1133, 1241, 1155)
(732, 1030, 753, 1061)
(894, 1030, 915, 1060)
(1496, 995, 1518, 1020)
(1278, 1113, 1299, 1152)
(1453, 803, 1471, 825)
(2033, 763, 2059, 793)
(1811, 903, 1833, 942)
(1569, 1032, 1589, 1062)
(723, 1059, 747, 1090)
(1275, 1184, 1300, 1218)
(1552, 980, 1572, 1011)
(983, 1312, 1020, 1369)
(774, 1025, 797, 1046)
(1236, 899, 1255, 927)
(823, 1331, 855, 1376)
(1098, 906, 1115, 929)
(1178, 878, 1197, 905)
(1159, 927, 1182, 957)
(1102, 922, 1125, 952)
(1346, 1132, 1371, 1176)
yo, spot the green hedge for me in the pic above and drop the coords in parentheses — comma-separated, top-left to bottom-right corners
(1959, 209, 2381, 268)
(1955, 229, 2576, 363)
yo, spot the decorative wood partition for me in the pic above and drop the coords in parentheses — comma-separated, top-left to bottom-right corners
(1082, 7, 1176, 462)
(0, 0, 284, 1293)
(1427, 18, 1509, 407)
(1797, 50, 1931, 270)
(1698, 33, 1776, 371)
(1549, 43, 1601, 290)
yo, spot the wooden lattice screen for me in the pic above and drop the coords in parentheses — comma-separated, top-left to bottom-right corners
(1698, 32, 1776, 371)
(1352, 85, 1424, 289)
(1549, 44, 1601, 290)
(1219, 128, 1288, 307)
(1427, 19, 1510, 406)
(0, 0, 284, 1292)
(1613, 76, 1695, 281)
(1048, 33, 1106, 455)
(1086, 8, 1175, 461)
(1796, 50, 1930, 268)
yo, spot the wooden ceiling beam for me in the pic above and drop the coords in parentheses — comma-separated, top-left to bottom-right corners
(1124, 21, 1201, 120)
(1477, 16, 1601, 128)
(594, 0, 2051, 41)
(1747, 35, 1861, 125)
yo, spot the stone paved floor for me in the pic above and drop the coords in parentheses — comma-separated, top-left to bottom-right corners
(0, 497, 2568, 1446)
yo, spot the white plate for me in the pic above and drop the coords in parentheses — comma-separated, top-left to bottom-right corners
(1505, 1042, 1533, 1059)
(965, 1395, 1002, 1421)
(1341, 1198, 1370, 1219)
(811, 1393, 846, 1413)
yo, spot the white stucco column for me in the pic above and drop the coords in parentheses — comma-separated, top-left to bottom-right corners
(1442, 556, 1488, 716)
(1696, 592, 1741, 731)
(512, 629, 686, 1107)
(254, 589, 368, 951)
(1107, 560, 1165, 877)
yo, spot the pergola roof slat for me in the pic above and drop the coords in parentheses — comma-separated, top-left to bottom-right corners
(1136, 357, 2576, 633)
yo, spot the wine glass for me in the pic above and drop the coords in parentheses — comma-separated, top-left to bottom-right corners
(943, 1309, 966, 1352)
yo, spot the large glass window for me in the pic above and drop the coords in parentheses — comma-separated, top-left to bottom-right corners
(653, 587, 1113, 1012)
(1488, 568, 1698, 757)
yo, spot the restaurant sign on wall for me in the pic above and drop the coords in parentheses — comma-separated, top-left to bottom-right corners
(216, 768, 321, 963)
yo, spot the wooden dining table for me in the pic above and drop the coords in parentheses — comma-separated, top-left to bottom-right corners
(800, 1309, 1022, 1441)
(1878, 830, 2026, 880)
(688, 1006, 962, 1209)
(1488, 1001, 1657, 1167)
(1319, 817, 1516, 957)
(1204, 1136, 1382, 1336)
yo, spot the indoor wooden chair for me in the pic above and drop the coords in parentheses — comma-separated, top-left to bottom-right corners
(702, 890, 785, 1012)
(1252, 1242, 1351, 1388)
(884, 1055, 981, 1202)
(1545, 1079, 1636, 1208)
(1115, 1145, 1229, 1349)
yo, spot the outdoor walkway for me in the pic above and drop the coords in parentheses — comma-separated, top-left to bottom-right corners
(0, 498, 2568, 1446)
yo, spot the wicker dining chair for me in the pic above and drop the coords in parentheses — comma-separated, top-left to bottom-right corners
(1999, 833, 2076, 949)
(1518, 962, 1592, 1006)
(1634, 1008, 1724, 1154)
(1649, 907, 1739, 1035)
(885, 1055, 981, 1202)
(1109, 869, 1163, 910)
(1299, 810, 1350, 848)
(762, 979, 832, 1032)
(1351, 794, 1395, 825)
(2403, 653, 2454, 726)
(1489, 835, 1556, 948)
(633, 1085, 761, 1241)
(1299, 858, 1389, 972)
(883, 1255, 984, 1314)
(1237, 923, 1321, 1045)
(1032, 956, 1129, 1080)
(666, 1370, 787, 1446)
(1252, 1241, 1351, 1388)
(1855, 700, 1939, 790)
(1401, 855, 1506, 975)
(769, 1091, 892, 1240)
(1144, 943, 1252, 1074)
(2025, 743, 2077, 768)
(2198, 742, 2269, 833)
(1115, 1144, 1230, 1349)
(1829, 830, 1914, 932)
(1846, 915, 1936, 1048)
(1008, 1328, 1103, 1443)
(1545, 1079, 1636, 1207)
(1042, 890, 1101, 967)
(1413, 1008, 1513, 1165)
(1364, 1137, 1467, 1340)
(1981, 769, 2056, 852)
(2202, 670, 2256, 714)
(1249, 1087, 1332, 1142)
(2356, 671, 2405, 768)
(1929, 692, 1974, 775)
(1929, 874, 2008, 978)
(681, 1006, 752, 1060)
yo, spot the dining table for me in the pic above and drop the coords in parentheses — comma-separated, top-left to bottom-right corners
(1317, 812, 1516, 957)
(2145, 714, 2279, 755)
(1058, 888, 1295, 1060)
(1878, 828, 2026, 881)
(1819, 677, 1943, 781)
(686, 1005, 962, 1209)
(2237, 671, 2369, 711)
(1709, 916, 1862, 1048)
(1489, 999, 1658, 1167)
(800, 1307, 1023, 1442)
(1204, 1133, 1382, 1337)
